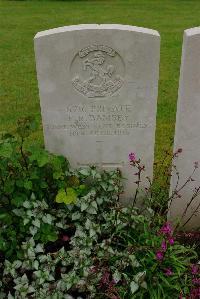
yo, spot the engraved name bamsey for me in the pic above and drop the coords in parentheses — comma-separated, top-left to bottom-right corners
(44, 104, 148, 137)
(71, 44, 124, 98)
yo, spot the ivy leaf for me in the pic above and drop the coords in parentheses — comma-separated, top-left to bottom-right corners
(33, 260, 39, 270)
(55, 188, 77, 205)
(55, 189, 66, 203)
(72, 212, 81, 220)
(38, 223, 57, 243)
(134, 271, 146, 284)
(46, 232, 57, 242)
(51, 155, 67, 174)
(113, 269, 121, 283)
(8, 293, 14, 299)
(87, 207, 97, 214)
(23, 218, 30, 226)
(80, 202, 88, 212)
(42, 214, 53, 225)
(35, 244, 44, 253)
(32, 219, 40, 228)
(55, 189, 64, 203)
(21, 274, 28, 283)
(13, 260, 22, 269)
(130, 281, 139, 294)
(64, 188, 77, 205)
(28, 248, 35, 260)
(29, 148, 49, 167)
(129, 255, 140, 267)
(37, 153, 49, 167)
(28, 285, 36, 293)
(11, 195, 25, 207)
(79, 168, 90, 176)
(91, 201, 97, 210)
(23, 200, 32, 209)
(89, 228, 96, 237)
(29, 226, 38, 236)
(85, 218, 91, 230)
(34, 270, 42, 278)
(100, 182, 107, 191)
(97, 197, 103, 205)
(141, 281, 147, 289)
(30, 193, 36, 200)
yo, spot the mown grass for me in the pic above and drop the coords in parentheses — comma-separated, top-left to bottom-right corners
(1, 0, 200, 161)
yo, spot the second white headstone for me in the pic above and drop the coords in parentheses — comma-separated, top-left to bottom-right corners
(169, 27, 200, 230)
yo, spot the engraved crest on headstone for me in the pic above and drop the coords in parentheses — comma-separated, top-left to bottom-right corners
(71, 44, 125, 98)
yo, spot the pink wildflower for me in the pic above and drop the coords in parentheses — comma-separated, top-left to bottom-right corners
(174, 148, 183, 156)
(168, 237, 175, 245)
(190, 287, 200, 298)
(156, 251, 164, 261)
(100, 271, 110, 287)
(159, 222, 173, 237)
(191, 264, 199, 275)
(192, 278, 200, 286)
(164, 268, 173, 276)
(62, 235, 70, 242)
(129, 152, 136, 162)
(161, 240, 167, 252)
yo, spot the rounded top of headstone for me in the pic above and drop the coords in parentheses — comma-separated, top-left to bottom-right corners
(34, 24, 160, 39)
(185, 27, 200, 37)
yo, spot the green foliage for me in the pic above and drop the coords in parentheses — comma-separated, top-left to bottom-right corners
(56, 188, 77, 205)
(0, 123, 199, 298)
(0, 118, 70, 258)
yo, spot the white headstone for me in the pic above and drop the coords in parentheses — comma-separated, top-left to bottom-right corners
(34, 24, 160, 203)
(169, 27, 200, 230)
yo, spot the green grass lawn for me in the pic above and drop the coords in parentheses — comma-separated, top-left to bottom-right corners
(1, 0, 200, 161)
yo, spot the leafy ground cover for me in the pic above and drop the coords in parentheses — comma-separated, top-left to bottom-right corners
(0, 118, 200, 298)
(1, 0, 200, 161)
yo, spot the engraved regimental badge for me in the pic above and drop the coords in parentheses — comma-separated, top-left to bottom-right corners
(71, 44, 125, 98)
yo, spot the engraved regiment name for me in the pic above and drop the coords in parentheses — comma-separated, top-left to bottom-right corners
(71, 44, 124, 98)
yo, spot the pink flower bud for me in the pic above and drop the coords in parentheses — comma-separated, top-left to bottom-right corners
(161, 240, 167, 252)
(62, 235, 70, 242)
(129, 152, 136, 162)
(191, 264, 199, 275)
(168, 237, 174, 245)
(164, 268, 173, 276)
(156, 251, 164, 261)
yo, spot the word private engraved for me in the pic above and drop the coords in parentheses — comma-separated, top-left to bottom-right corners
(71, 44, 125, 98)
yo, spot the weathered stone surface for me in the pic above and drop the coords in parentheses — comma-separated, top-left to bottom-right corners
(34, 24, 160, 203)
(169, 27, 200, 229)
